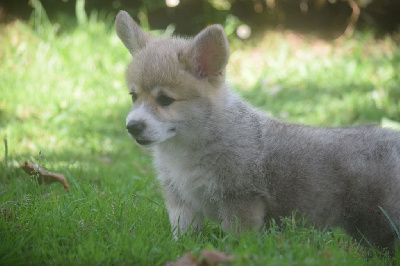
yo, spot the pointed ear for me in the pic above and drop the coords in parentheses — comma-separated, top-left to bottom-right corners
(115, 10, 151, 55)
(190, 25, 230, 78)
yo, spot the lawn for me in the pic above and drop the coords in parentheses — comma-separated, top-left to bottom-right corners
(1, 7, 400, 266)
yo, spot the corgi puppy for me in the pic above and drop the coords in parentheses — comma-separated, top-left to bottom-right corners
(115, 10, 400, 252)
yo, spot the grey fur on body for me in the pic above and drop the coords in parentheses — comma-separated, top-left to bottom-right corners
(115, 10, 400, 252)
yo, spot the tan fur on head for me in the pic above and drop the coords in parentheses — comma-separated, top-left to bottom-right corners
(115, 10, 229, 87)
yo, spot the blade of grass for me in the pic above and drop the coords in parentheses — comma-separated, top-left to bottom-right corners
(379, 206, 400, 241)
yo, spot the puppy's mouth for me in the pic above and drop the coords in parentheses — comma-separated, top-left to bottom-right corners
(135, 138, 153, 146)
(130, 127, 176, 146)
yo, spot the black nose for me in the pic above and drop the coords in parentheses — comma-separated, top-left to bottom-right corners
(126, 120, 146, 136)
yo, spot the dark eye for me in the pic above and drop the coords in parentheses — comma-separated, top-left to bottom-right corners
(129, 91, 138, 102)
(157, 95, 175, 107)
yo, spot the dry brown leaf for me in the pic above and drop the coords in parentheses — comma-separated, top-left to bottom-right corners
(166, 252, 199, 266)
(21, 161, 70, 191)
(200, 250, 234, 265)
(98, 157, 112, 164)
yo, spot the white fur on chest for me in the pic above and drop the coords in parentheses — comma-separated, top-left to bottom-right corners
(154, 143, 223, 215)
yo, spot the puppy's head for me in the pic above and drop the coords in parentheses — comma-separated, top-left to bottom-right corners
(115, 11, 230, 146)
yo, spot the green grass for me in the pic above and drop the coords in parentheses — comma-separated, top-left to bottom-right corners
(1, 13, 400, 265)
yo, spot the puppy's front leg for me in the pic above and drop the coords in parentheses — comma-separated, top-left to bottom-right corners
(164, 187, 203, 239)
(220, 196, 265, 233)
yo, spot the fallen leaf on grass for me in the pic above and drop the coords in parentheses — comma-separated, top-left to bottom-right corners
(166, 250, 234, 266)
(98, 157, 112, 164)
(200, 250, 235, 265)
(21, 161, 70, 191)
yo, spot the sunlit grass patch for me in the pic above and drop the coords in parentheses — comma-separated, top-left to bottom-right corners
(228, 31, 400, 127)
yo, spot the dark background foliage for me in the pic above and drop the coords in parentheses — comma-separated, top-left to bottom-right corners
(1, 0, 400, 39)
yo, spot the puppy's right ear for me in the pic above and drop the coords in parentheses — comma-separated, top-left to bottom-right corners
(115, 11, 150, 55)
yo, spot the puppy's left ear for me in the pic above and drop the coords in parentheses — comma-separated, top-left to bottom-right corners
(115, 10, 151, 55)
(190, 25, 230, 78)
